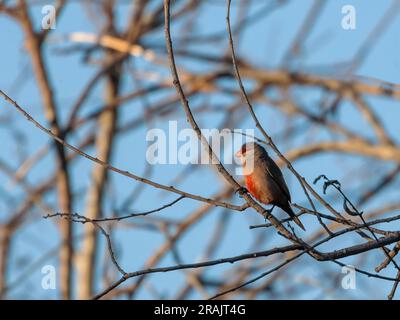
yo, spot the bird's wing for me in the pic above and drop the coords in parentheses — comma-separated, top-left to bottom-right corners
(263, 154, 292, 202)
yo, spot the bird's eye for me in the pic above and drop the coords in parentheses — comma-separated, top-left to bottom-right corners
(241, 145, 247, 154)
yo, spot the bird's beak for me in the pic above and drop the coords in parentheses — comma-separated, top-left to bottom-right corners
(235, 150, 242, 158)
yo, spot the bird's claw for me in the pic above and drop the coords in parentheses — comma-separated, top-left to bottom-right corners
(263, 209, 272, 223)
(263, 205, 275, 223)
(235, 186, 248, 196)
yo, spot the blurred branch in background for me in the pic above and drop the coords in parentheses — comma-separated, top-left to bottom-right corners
(0, 0, 400, 300)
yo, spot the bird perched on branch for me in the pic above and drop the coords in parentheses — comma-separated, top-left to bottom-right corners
(235, 142, 305, 231)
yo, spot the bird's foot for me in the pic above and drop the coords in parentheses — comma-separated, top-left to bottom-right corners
(263, 211, 270, 223)
(235, 186, 248, 197)
(263, 205, 275, 223)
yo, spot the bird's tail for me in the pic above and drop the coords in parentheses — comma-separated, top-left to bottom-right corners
(281, 203, 306, 231)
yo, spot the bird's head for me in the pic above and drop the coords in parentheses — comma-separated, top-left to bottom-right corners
(235, 142, 265, 160)
(235, 142, 265, 174)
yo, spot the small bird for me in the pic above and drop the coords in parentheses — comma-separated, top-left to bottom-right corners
(235, 142, 305, 231)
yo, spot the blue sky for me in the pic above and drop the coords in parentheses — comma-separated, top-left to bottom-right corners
(0, 0, 400, 299)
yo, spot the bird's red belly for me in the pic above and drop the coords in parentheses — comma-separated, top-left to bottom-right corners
(245, 174, 268, 204)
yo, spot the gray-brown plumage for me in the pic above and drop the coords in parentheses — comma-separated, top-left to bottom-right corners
(235, 142, 305, 231)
